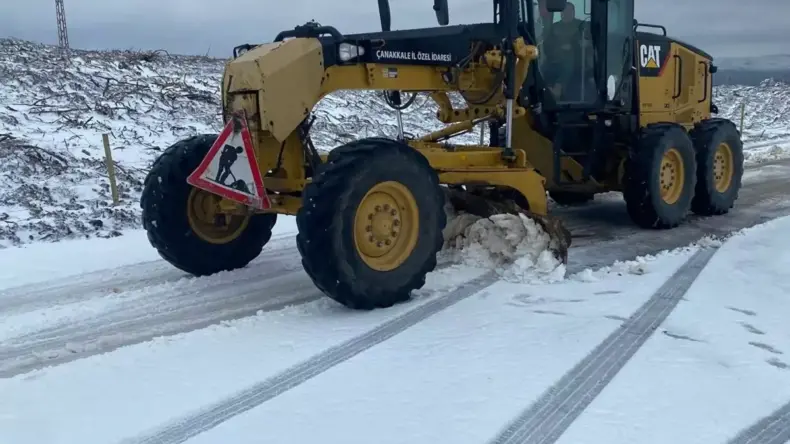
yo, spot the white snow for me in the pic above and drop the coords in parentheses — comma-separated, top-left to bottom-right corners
(568, 242, 709, 282)
(0, 265, 492, 444)
(744, 140, 790, 166)
(0, 38, 477, 247)
(715, 79, 790, 146)
(0, 230, 158, 288)
(3, 214, 789, 443)
(556, 216, 790, 444)
(181, 247, 697, 444)
(1, 35, 790, 444)
(0, 215, 298, 289)
(0, 208, 782, 444)
(2, 36, 790, 248)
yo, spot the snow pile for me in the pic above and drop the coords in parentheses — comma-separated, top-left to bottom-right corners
(440, 207, 567, 284)
(0, 36, 789, 247)
(569, 234, 728, 282)
(569, 250, 682, 282)
(743, 143, 790, 166)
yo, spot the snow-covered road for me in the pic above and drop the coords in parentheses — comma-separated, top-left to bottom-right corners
(3, 217, 789, 444)
(556, 216, 790, 444)
(1, 159, 790, 444)
(2, 158, 789, 378)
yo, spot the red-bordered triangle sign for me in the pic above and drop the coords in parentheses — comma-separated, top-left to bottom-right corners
(186, 112, 271, 210)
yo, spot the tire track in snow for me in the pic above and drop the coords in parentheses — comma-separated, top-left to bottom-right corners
(0, 254, 317, 377)
(488, 246, 718, 444)
(0, 237, 454, 317)
(5, 159, 786, 314)
(0, 242, 464, 377)
(0, 259, 182, 312)
(118, 271, 499, 444)
(1, 159, 787, 376)
(0, 243, 297, 314)
(4, 157, 786, 317)
(727, 400, 790, 444)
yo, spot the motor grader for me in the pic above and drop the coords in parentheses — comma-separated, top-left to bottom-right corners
(140, 0, 743, 310)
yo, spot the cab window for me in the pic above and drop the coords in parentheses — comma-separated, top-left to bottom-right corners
(534, 0, 595, 104)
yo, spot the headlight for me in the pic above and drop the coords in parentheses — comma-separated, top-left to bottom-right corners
(338, 43, 365, 62)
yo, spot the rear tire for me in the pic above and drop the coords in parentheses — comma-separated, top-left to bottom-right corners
(296, 137, 446, 310)
(689, 118, 744, 215)
(140, 134, 277, 276)
(623, 123, 697, 229)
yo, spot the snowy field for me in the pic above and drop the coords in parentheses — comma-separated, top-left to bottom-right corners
(0, 212, 789, 444)
(2, 36, 790, 444)
(3, 37, 790, 247)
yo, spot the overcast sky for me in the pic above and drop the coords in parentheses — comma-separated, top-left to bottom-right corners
(1, 0, 787, 59)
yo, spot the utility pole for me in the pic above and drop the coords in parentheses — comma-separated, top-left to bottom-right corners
(55, 0, 70, 58)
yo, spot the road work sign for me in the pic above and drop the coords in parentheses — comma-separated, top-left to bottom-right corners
(187, 112, 270, 210)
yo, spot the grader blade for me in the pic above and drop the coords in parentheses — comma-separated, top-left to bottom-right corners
(441, 187, 572, 264)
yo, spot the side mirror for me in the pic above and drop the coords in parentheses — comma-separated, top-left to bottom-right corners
(378, 0, 392, 31)
(545, 0, 567, 13)
(434, 0, 449, 26)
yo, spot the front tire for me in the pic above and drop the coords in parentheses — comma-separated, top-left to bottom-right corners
(623, 123, 697, 229)
(140, 134, 277, 276)
(296, 137, 446, 310)
(689, 118, 744, 215)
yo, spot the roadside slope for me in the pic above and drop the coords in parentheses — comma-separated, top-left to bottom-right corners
(2, 37, 790, 246)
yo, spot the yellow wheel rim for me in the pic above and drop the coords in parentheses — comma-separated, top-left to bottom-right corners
(660, 148, 685, 205)
(186, 188, 250, 244)
(713, 142, 734, 193)
(353, 181, 420, 272)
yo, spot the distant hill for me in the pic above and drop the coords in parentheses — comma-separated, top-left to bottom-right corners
(714, 69, 790, 86)
(715, 54, 790, 71)
(713, 54, 790, 86)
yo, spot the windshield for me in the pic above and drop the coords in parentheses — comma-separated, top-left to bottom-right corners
(532, 0, 596, 104)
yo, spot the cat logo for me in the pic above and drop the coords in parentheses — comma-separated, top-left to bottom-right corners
(639, 44, 662, 69)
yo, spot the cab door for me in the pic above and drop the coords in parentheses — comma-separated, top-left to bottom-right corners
(603, 0, 634, 107)
(533, 0, 597, 105)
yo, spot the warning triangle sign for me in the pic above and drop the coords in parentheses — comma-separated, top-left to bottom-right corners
(186, 112, 271, 210)
(645, 58, 658, 69)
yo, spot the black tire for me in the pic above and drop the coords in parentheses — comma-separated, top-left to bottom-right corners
(549, 190, 594, 206)
(140, 134, 277, 276)
(623, 123, 697, 229)
(296, 137, 446, 310)
(689, 118, 744, 216)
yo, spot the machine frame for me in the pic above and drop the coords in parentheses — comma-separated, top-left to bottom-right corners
(139, 0, 743, 310)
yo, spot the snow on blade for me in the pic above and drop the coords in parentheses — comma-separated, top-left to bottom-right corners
(440, 205, 566, 284)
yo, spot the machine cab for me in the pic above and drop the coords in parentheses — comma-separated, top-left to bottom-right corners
(525, 0, 634, 111)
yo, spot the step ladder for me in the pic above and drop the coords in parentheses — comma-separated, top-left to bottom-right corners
(551, 117, 607, 186)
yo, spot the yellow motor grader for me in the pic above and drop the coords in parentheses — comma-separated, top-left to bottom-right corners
(140, 0, 743, 309)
